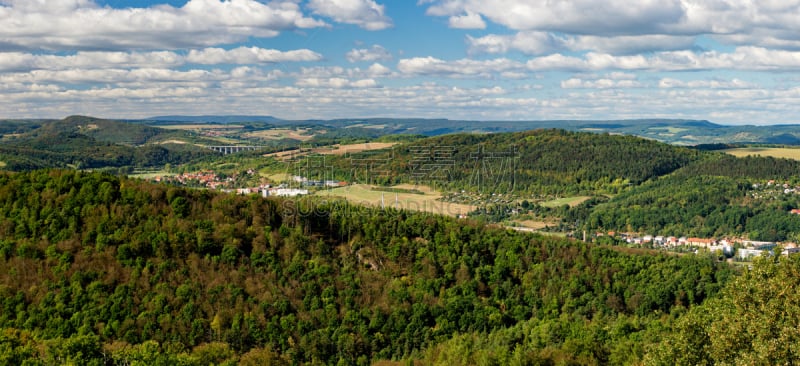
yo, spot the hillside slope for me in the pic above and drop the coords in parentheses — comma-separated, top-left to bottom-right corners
(0, 170, 733, 364)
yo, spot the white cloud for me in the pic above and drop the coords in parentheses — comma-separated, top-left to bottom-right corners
(0, 0, 325, 51)
(468, 32, 697, 55)
(307, 0, 392, 30)
(296, 77, 379, 88)
(346, 45, 392, 63)
(426, 0, 800, 56)
(0, 47, 322, 72)
(425, 0, 685, 34)
(186, 47, 322, 64)
(658, 78, 756, 89)
(448, 11, 485, 29)
(524, 47, 800, 72)
(561, 75, 642, 89)
(366, 63, 392, 76)
(397, 56, 525, 77)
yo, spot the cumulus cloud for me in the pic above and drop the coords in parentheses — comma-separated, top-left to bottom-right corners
(397, 57, 525, 77)
(307, 0, 392, 30)
(186, 47, 323, 64)
(468, 32, 697, 55)
(448, 12, 485, 29)
(346, 45, 392, 63)
(0, 0, 326, 51)
(425, 0, 800, 55)
(658, 78, 756, 89)
(0, 47, 321, 72)
(296, 77, 379, 88)
(425, 0, 684, 35)
(524, 47, 800, 72)
(561, 73, 642, 89)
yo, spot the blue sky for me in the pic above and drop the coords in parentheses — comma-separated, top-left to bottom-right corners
(3, 0, 800, 124)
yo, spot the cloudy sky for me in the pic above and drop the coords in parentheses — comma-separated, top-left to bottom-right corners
(3, 0, 800, 124)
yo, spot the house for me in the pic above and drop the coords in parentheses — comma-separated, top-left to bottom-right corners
(262, 188, 309, 197)
(738, 248, 765, 260)
(687, 237, 716, 248)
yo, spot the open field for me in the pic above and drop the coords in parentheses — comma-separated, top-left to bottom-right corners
(128, 170, 176, 179)
(243, 128, 318, 141)
(265, 142, 397, 161)
(511, 219, 556, 230)
(540, 196, 592, 208)
(0, 161, 5, 168)
(263, 172, 292, 182)
(724, 147, 800, 160)
(158, 139, 189, 145)
(318, 184, 475, 217)
(323, 142, 397, 155)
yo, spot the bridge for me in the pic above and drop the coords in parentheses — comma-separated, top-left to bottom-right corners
(205, 146, 266, 155)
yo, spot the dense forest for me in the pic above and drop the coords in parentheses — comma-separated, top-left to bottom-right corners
(587, 156, 800, 240)
(320, 129, 704, 195)
(0, 170, 742, 365)
(0, 116, 213, 171)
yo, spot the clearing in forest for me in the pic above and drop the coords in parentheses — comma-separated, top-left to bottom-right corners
(318, 184, 475, 217)
(724, 147, 800, 161)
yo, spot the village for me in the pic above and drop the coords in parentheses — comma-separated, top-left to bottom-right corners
(596, 231, 800, 260)
(153, 170, 345, 197)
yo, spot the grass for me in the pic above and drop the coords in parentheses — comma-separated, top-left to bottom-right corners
(724, 147, 800, 161)
(129, 170, 175, 179)
(318, 184, 475, 217)
(540, 196, 592, 208)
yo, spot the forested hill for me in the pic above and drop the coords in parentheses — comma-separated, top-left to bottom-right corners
(0, 116, 212, 171)
(348, 129, 704, 195)
(0, 170, 734, 364)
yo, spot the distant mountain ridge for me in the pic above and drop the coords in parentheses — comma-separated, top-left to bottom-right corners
(139, 116, 800, 145)
(146, 115, 282, 123)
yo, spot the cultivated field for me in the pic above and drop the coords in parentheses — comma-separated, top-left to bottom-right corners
(265, 142, 397, 161)
(724, 147, 800, 160)
(511, 219, 557, 230)
(323, 142, 397, 155)
(318, 184, 475, 217)
(540, 196, 592, 207)
(243, 128, 318, 141)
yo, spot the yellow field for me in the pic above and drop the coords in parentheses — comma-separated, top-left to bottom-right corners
(318, 184, 475, 217)
(322, 142, 397, 155)
(540, 196, 592, 208)
(129, 171, 176, 179)
(265, 142, 396, 161)
(243, 128, 317, 141)
(724, 147, 800, 160)
(511, 220, 556, 230)
(0, 161, 6, 168)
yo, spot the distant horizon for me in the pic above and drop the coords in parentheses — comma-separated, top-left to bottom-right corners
(8, 114, 800, 127)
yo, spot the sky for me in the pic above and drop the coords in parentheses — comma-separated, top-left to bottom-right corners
(4, 1, 800, 124)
